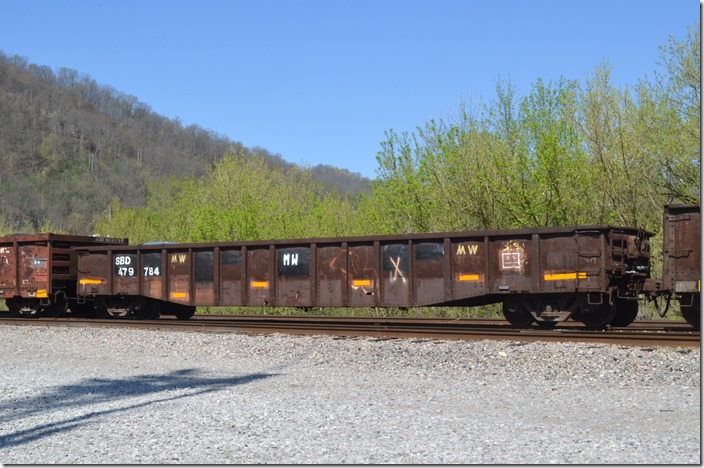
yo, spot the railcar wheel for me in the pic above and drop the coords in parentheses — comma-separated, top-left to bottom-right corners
(581, 303, 615, 328)
(680, 295, 700, 329)
(41, 292, 67, 318)
(173, 304, 196, 320)
(610, 298, 639, 327)
(502, 301, 534, 327)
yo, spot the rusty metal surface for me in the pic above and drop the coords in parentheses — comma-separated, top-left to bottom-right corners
(0, 243, 49, 299)
(76, 225, 651, 322)
(663, 205, 700, 294)
(660, 204, 701, 328)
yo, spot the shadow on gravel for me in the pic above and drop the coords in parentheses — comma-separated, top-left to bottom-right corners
(0, 368, 276, 449)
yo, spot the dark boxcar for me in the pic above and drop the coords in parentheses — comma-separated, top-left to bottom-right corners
(76, 223, 652, 327)
(662, 204, 700, 328)
(0, 233, 127, 316)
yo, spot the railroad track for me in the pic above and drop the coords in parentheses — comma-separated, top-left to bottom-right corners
(0, 313, 699, 348)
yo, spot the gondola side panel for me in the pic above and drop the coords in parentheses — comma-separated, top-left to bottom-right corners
(168, 249, 191, 304)
(78, 251, 111, 296)
(141, 251, 164, 301)
(316, 244, 346, 307)
(0, 242, 17, 298)
(413, 241, 446, 306)
(194, 249, 215, 305)
(381, 242, 410, 307)
(540, 234, 584, 294)
(19, 244, 49, 299)
(488, 235, 533, 295)
(663, 205, 701, 293)
(574, 231, 606, 291)
(220, 248, 244, 306)
(112, 251, 140, 296)
(276, 246, 312, 307)
(247, 247, 272, 306)
(451, 238, 488, 300)
(347, 243, 378, 307)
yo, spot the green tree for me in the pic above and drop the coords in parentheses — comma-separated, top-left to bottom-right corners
(481, 78, 596, 227)
(96, 149, 360, 243)
(648, 24, 700, 204)
(370, 130, 435, 234)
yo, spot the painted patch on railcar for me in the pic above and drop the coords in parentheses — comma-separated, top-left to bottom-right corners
(500, 240, 525, 273)
(277, 247, 310, 277)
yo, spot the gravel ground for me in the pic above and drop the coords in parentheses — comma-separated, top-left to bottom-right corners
(0, 324, 699, 464)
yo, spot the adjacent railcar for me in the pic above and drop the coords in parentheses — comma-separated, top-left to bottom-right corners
(76, 223, 652, 327)
(661, 204, 700, 328)
(0, 233, 128, 316)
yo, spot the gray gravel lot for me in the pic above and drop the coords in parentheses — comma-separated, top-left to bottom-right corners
(0, 325, 700, 464)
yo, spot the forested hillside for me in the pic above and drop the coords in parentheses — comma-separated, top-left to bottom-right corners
(0, 22, 699, 251)
(0, 53, 370, 234)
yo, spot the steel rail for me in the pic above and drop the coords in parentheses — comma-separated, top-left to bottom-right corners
(0, 314, 698, 348)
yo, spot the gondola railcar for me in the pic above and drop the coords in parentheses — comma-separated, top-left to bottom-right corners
(0, 233, 127, 316)
(74, 223, 654, 328)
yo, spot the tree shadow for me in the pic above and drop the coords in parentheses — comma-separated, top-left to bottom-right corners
(0, 368, 276, 449)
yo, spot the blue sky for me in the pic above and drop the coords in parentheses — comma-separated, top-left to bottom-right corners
(1, 0, 698, 179)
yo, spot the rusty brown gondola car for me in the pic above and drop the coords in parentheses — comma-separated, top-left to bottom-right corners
(0, 233, 127, 316)
(75, 223, 654, 328)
